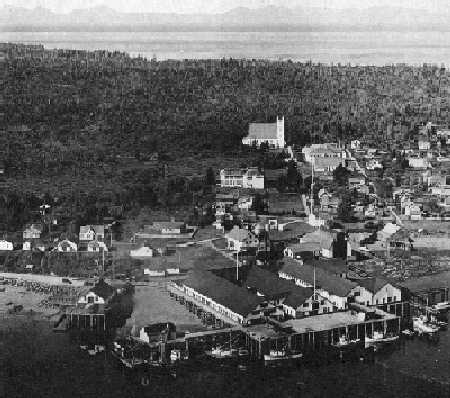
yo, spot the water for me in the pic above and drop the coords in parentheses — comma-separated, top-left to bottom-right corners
(2, 30, 450, 65)
(1, 315, 450, 398)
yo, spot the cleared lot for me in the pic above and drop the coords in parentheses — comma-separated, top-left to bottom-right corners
(125, 282, 206, 333)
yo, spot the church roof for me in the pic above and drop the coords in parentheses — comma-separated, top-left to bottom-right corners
(247, 123, 278, 140)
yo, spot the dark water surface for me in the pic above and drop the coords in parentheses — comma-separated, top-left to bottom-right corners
(3, 31, 450, 65)
(1, 315, 450, 398)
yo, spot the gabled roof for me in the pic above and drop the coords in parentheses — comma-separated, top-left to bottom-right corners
(91, 279, 115, 300)
(286, 242, 322, 253)
(283, 286, 314, 308)
(247, 122, 278, 140)
(304, 258, 348, 275)
(182, 270, 264, 316)
(279, 258, 357, 297)
(24, 223, 43, 232)
(356, 277, 392, 293)
(244, 267, 293, 298)
(399, 271, 450, 293)
(80, 225, 105, 235)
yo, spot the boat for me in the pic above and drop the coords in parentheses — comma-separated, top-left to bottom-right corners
(401, 329, 414, 338)
(365, 331, 399, 349)
(207, 347, 238, 359)
(413, 316, 439, 335)
(264, 350, 303, 363)
(432, 301, 450, 311)
(332, 335, 361, 348)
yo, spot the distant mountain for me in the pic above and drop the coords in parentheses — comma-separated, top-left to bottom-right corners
(1, 5, 450, 30)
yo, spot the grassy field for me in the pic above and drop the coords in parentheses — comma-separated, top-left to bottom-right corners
(125, 283, 206, 334)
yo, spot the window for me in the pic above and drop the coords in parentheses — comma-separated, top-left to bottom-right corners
(376, 299, 378, 305)
(88, 296, 94, 304)
(366, 301, 370, 306)
(303, 303, 309, 308)
(394, 296, 397, 302)
(354, 291, 360, 296)
(323, 307, 328, 313)
(387, 297, 392, 303)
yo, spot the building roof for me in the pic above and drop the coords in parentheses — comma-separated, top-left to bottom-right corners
(221, 169, 246, 177)
(284, 311, 372, 334)
(151, 221, 185, 230)
(24, 223, 43, 232)
(304, 258, 348, 275)
(279, 258, 357, 297)
(286, 242, 322, 253)
(247, 122, 278, 140)
(356, 277, 392, 293)
(91, 279, 115, 300)
(244, 267, 293, 298)
(225, 227, 254, 242)
(80, 225, 105, 235)
(182, 270, 264, 316)
(399, 271, 450, 293)
(281, 221, 315, 235)
(283, 286, 314, 308)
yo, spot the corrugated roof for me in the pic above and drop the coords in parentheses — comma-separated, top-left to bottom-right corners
(247, 123, 278, 140)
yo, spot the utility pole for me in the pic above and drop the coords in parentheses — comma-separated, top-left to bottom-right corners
(236, 250, 239, 281)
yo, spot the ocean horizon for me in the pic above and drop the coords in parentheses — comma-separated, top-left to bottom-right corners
(2, 30, 450, 66)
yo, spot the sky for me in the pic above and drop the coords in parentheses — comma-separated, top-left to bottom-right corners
(0, 0, 445, 14)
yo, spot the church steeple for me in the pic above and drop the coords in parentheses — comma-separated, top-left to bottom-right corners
(277, 116, 285, 148)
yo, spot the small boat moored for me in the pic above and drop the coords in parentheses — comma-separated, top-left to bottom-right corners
(365, 331, 399, 350)
(264, 349, 303, 363)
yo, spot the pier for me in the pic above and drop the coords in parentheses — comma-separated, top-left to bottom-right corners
(167, 282, 238, 329)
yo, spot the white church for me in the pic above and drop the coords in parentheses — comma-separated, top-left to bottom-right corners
(242, 116, 285, 149)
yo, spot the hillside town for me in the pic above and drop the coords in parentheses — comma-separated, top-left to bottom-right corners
(2, 43, 450, 389)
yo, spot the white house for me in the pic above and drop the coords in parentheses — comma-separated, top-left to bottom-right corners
(282, 288, 335, 319)
(350, 140, 361, 150)
(366, 158, 383, 170)
(408, 157, 430, 169)
(0, 240, 13, 251)
(349, 278, 402, 307)
(418, 138, 431, 151)
(57, 240, 77, 252)
(23, 224, 43, 240)
(225, 226, 260, 252)
(77, 279, 115, 306)
(131, 246, 154, 258)
(302, 143, 347, 163)
(87, 240, 108, 252)
(219, 168, 264, 189)
(79, 225, 105, 241)
(242, 116, 285, 149)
